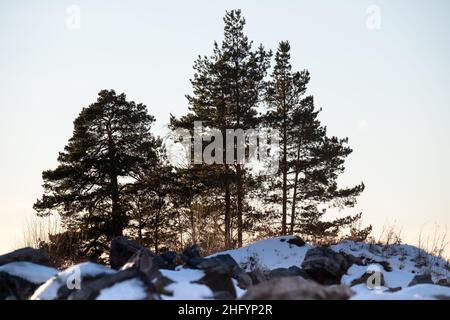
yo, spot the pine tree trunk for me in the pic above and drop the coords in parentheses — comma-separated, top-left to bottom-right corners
(236, 164, 243, 247)
(224, 164, 232, 249)
(290, 170, 299, 234)
(290, 144, 301, 234)
(190, 202, 197, 244)
(110, 174, 123, 238)
(107, 121, 123, 238)
(281, 109, 288, 235)
(154, 208, 160, 254)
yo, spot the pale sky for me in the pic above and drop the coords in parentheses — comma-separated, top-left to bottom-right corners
(1, 0, 449, 256)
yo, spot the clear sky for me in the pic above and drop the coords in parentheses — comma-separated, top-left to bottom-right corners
(1, 0, 449, 256)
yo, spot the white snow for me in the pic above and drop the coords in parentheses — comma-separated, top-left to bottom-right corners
(96, 278, 148, 300)
(160, 267, 213, 300)
(209, 236, 311, 271)
(383, 269, 415, 288)
(31, 262, 116, 300)
(0, 262, 58, 284)
(352, 284, 450, 300)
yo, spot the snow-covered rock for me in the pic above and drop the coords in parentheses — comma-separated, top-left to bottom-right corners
(31, 262, 116, 300)
(330, 240, 450, 298)
(0, 262, 57, 284)
(0, 261, 58, 300)
(210, 236, 311, 271)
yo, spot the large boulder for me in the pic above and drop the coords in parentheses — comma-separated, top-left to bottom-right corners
(191, 254, 253, 299)
(110, 236, 151, 269)
(301, 247, 352, 285)
(180, 245, 206, 268)
(0, 272, 38, 300)
(156, 251, 178, 270)
(0, 261, 58, 300)
(241, 276, 354, 300)
(0, 247, 49, 266)
(269, 266, 311, 280)
(110, 236, 179, 270)
(31, 262, 116, 300)
(194, 270, 237, 300)
(197, 254, 252, 289)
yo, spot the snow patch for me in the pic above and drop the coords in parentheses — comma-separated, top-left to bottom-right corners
(160, 267, 213, 300)
(96, 278, 148, 300)
(0, 262, 58, 284)
(209, 236, 311, 271)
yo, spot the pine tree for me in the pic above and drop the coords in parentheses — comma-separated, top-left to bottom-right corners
(171, 10, 270, 248)
(34, 89, 160, 258)
(265, 41, 309, 234)
(288, 90, 367, 241)
(125, 148, 178, 253)
(265, 42, 368, 241)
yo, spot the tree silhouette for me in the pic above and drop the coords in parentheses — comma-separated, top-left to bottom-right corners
(34, 89, 160, 257)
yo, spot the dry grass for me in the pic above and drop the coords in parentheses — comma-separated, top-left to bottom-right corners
(19, 214, 61, 248)
(377, 223, 403, 246)
(417, 224, 449, 261)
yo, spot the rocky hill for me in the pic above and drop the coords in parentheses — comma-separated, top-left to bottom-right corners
(1, 236, 449, 300)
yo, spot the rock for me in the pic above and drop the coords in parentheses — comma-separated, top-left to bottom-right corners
(180, 245, 207, 268)
(269, 266, 311, 280)
(64, 268, 140, 300)
(301, 247, 351, 285)
(0, 272, 39, 300)
(287, 236, 306, 247)
(197, 254, 252, 289)
(0, 261, 57, 300)
(110, 236, 178, 271)
(247, 269, 267, 285)
(0, 247, 49, 266)
(343, 253, 364, 266)
(122, 249, 170, 296)
(191, 254, 254, 299)
(434, 294, 450, 300)
(241, 276, 354, 300)
(182, 244, 201, 260)
(123, 250, 160, 277)
(386, 287, 402, 293)
(109, 237, 143, 268)
(67, 249, 165, 300)
(31, 262, 117, 300)
(194, 271, 237, 300)
(408, 273, 434, 287)
(156, 251, 178, 270)
(110, 236, 153, 269)
(436, 279, 450, 287)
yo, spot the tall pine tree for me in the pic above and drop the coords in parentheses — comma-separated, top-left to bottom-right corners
(265, 42, 369, 241)
(265, 41, 309, 234)
(171, 10, 270, 248)
(34, 89, 160, 257)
